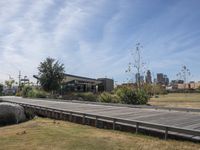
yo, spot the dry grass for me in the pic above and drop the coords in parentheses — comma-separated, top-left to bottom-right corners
(0, 118, 200, 150)
(149, 93, 200, 108)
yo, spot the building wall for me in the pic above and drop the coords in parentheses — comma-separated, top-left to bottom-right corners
(63, 75, 100, 84)
(157, 73, 164, 84)
(63, 74, 114, 93)
(97, 78, 114, 92)
(63, 74, 101, 93)
(157, 73, 169, 85)
(177, 82, 200, 90)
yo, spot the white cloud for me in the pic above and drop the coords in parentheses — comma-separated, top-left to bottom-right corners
(0, 0, 200, 84)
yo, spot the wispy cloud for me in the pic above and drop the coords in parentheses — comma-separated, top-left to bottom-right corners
(0, 0, 200, 83)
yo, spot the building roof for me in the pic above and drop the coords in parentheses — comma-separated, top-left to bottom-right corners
(64, 73, 97, 81)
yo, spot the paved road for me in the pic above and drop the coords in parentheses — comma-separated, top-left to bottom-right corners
(1, 96, 200, 140)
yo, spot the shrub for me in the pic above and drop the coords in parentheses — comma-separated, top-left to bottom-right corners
(21, 86, 47, 98)
(61, 93, 77, 100)
(153, 85, 168, 95)
(135, 89, 149, 104)
(115, 86, 137, 104)
(28, 89, 47, 98)
(75, 92, 97, 102)
(15, 92, 21, 97)
(115, 86, 149, 105)
(98, 92, 112, 103)
(35, 90, 47, 98)
(98, 92, 120, 103)
(142, 84, 153, 96)
(24, 109, 36, 120)
(22, 86, 32, 98)
(47, 94, 58, 99)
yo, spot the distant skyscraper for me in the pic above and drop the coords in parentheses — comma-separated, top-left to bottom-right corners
(140, 75, 144, 83)
(135, 73, 144, 84)
(135, 73, 140, 84)
(157, 73, 164, 84)
(145, 70, 152, 84)
(163, 75, 169, 85)
(157, 73, 169, 85)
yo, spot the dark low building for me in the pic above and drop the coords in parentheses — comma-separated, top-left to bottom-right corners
(62, 74, 114, 93)
(97, 78, 114, 92)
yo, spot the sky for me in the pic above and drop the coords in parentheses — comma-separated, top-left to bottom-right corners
(0, 0, 200, 84)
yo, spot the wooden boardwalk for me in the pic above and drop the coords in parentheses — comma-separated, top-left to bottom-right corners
(1, 96, 200, 141)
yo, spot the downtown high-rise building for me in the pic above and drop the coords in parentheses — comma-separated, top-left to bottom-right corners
(145, 70, 152, 84)
(135, 73, 144, 84)
(157, 73, 169, 85)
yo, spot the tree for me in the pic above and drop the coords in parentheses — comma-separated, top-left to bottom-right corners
(176, 65, 191, 92)
(0, 84, 3, 96)
(126, 43, 146, 88)
(5, 80, 15, 89)
(176, 65, 191, 84)
(38, 57, 65, 93)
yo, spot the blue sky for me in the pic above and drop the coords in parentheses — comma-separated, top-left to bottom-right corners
(0, 0, 200, 84)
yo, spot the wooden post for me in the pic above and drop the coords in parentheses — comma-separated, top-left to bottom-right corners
(113, 119, 116, 130)
(50, 111, 52, 118)
(46, 110, 49, 117)
(65, 114, 68, 120)
(69, 113, 72, 122)
(45, 110, 48, 116)
(56, 112, 59, 119)
(53, 111, 56, 119)
(60, 112, 63, 120)
(74, 116, 77, 122)
(165, 127, 168, 140)
(95, 116, 98, 127)
(82, 114, 85, 124)
(50, 111, 53, 118)
(57, 112, 60, 119)
(48, 111, 51, 118)
(51, 111, 54, 118)
(136, 122, 139, 134)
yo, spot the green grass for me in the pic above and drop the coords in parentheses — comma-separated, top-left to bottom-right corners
(0, 118, 200, 150)
(149, 93, 200, 108)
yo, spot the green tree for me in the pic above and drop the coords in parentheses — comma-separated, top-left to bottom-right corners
(38, 57, 65, 93)
(5, 80, 15, 89)
(0, 84, 3, 96)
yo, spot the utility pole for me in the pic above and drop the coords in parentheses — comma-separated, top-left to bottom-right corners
(136, 43, 141, 88)
(18, 71, 21, 90)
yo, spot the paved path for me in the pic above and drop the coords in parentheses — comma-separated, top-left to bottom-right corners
(1, 96, 200, 140)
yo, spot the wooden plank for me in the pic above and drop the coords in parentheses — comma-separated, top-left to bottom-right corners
(184, 123, 200, 130)
(176, 118, 200, 127)
(144, 114, 193, 125)
(115, 110, 160, 118)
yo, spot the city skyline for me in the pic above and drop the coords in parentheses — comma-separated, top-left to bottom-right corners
(0, 0, 200, 83)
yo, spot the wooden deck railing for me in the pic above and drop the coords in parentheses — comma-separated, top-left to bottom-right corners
(2, 99, 200, 141)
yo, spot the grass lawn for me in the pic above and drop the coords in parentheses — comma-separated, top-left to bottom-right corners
(0, 118, 200, 150)
(149, 93, 200, 108)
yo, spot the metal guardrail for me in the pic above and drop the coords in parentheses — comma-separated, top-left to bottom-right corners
(1, 99, 200, 140)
